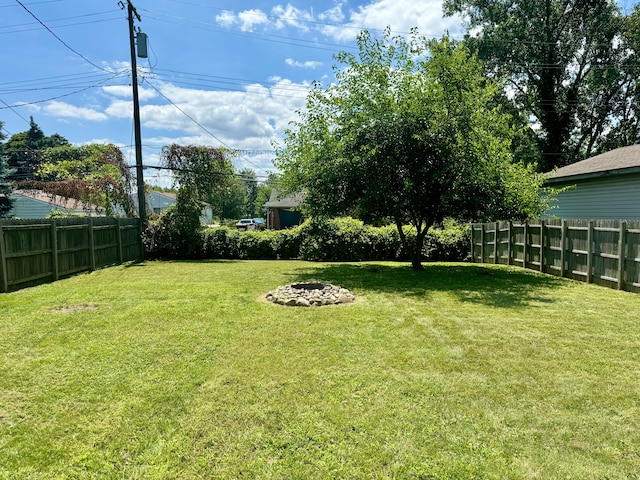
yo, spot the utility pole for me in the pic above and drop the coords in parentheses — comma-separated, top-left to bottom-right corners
(122, 0, 146, 224)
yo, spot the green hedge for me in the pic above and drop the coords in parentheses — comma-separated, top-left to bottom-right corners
(148, 217, 470, 262)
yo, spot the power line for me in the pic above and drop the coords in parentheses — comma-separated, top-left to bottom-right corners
(13, 0, 112, 72)
(0, 72, 124, 109)
(143, 80, 272, 175)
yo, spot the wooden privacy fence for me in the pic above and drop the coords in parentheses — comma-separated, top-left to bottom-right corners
(0, 217, 143, 293)
(471, 219, 640, 294)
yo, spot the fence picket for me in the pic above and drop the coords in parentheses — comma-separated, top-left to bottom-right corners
(0, 226, 7, 293)
(471, 219, 640, 294)
(0, 218, 142, 293)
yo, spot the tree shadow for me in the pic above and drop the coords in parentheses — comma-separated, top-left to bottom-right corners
(283, 262, 565, 309)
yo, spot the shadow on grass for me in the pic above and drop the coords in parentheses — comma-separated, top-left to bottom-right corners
(285, 262, 566, 309)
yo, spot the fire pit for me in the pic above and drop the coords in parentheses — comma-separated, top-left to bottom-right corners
(266, 282, 355, 307)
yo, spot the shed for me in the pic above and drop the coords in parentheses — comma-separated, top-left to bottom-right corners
(264, 189, 304, 229)
(544, 145, 640, 220)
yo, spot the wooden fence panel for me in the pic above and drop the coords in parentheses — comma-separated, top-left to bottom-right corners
(471, 219, 640, 294)
(0, 218, 143, 293)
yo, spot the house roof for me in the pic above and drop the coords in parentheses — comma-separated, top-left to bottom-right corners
(547, 144, 640, 184)
(13, 189, 100, 212)
(264, 189, 304, 208)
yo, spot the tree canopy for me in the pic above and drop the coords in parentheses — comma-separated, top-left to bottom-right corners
(27, 143, 135, 217)
(3, 117, 68, 182)
(443, 0, 640, 171)
(160, 144, 238, 221)
(275, 29, 550, 269)
(0, 122, 14, 217)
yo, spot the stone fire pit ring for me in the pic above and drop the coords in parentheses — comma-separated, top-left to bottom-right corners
(266, 282, 355, 307)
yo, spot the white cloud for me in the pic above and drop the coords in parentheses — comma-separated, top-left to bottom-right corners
(102, 85, 157, 102)
(214, 1, 463, 45)
(43, 101, 108, 121)
(321, 0, 463, 41)
(285, 58, 323, 69)
(237, 9, 269, 32)
(216, 8, 269, 32)
(104, 79, 308, 169)
(215, 10, 236, 28)
(272, 4, 313, 30)
(318, 3, 346, 23)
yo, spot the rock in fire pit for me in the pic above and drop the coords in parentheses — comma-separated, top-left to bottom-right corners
(266, 282, 355, 307)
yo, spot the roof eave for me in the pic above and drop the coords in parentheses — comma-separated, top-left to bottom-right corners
(545, 166, 640, 185)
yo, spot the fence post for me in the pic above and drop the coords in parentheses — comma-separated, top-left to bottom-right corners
(51, 220, 59, 281)
(470, 224, 475, 263)
(88, 218, 96, 271)
(116, 218, 123, 264)
(480, 224, 485, 263)
(560, 220, 567, 279)
(494, 221, 499, 264)
(507, 221, 512, 266)
(587, 220, 594, 284)
(539, 220, 545, 273)
(0, 225, 7, 293)
(523, 221, 528, 269)
(618, 221, 627, 290)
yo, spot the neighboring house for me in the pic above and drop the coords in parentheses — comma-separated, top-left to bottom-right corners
(545, 144, 640, 220)
(147, 190, 176, 215)
(264, 189, 305, 229)
(142, 190, 214, 224)
(8, 189, 101, 218)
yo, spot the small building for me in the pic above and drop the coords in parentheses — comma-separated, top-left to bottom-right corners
(545, 144, 640, 220)
(147, 190, 176, 215)
(264, 189, 304, 229)
(8, 190, 101, 219)
(139, 190, 214, 224)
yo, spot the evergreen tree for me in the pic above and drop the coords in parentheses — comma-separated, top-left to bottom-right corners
(0, 122, 15, 217)
(4, 117, 68, 182)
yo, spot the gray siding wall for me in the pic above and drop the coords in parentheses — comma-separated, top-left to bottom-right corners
(9, 194, 64, 219)
(545, 173, 640, 220)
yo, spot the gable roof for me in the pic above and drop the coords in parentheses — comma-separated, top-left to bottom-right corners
(13, 189, 100, 212)
(264, 189, 304, 209)
(547, 144, 640, 184)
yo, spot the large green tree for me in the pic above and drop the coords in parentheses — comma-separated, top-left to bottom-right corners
(239, 168, 258, 218)
(3, 117, 68, 181)
(443, 0, 639, 171)
(254, 172, 280, 218)
(160, 144, 237, 222)
(27, 143, 135, 216)
(0, 122, 15, 217)
(276, 30, 549, 270)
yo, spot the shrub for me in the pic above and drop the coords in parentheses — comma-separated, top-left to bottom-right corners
(424, 219, 470, 261)
(298, 217, 371, 261)
(273, 228, 302, 259)
(202, 227, 240, 259)
(143, 187, 203, 259)
(237, 230, 278, 259)
(161, 215, 470, 262)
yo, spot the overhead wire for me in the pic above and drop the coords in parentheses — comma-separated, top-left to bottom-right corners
(13, 0, 114, 72)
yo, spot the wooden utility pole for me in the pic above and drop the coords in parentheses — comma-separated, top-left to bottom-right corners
(122, 0, 146, 224)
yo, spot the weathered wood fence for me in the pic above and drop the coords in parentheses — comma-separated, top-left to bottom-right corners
(471, 219, 640, 294)
(0, 218, 143, 293)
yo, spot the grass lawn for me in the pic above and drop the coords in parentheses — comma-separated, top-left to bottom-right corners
(1, 260, 639, 479)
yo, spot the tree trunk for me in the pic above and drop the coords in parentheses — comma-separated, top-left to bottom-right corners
(395, 218, 429, 270)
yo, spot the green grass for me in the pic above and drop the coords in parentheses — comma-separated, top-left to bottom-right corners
(1, 260, 639, 479)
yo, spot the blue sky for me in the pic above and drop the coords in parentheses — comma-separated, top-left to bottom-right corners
(0, 0, 466, 186)
(1, 0, 635, 186)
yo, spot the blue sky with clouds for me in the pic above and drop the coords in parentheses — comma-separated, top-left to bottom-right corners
(0, 0, 467, 186)
(1, 0, 635, 186)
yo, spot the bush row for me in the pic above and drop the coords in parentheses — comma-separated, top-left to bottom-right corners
(145, 215, 470, 262)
